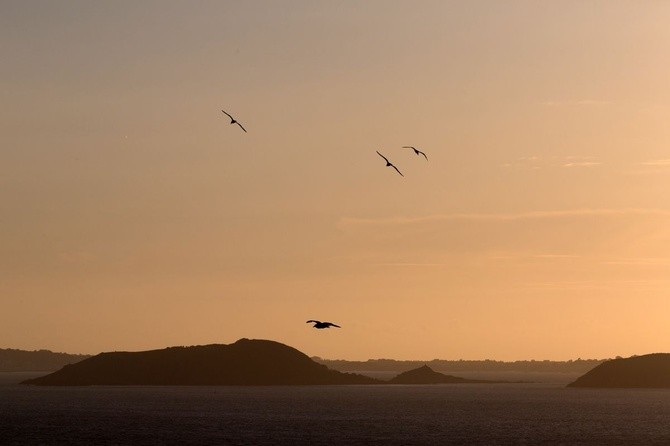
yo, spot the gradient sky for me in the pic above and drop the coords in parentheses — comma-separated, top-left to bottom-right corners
(2, 1, 670, 360)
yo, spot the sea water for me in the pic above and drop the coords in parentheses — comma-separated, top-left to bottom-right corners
(1, 373, 669, 445)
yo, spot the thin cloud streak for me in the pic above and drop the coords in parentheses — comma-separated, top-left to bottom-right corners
(523, 278, 670, 290)
(565, 156, 597, 160)
(562, 162, 601, 168)
(522, 280, 613, 290)
(371, 262, 452, 267)
(604, 258, 670, 266)
(504, 156, 600, 170)
(531, 254, 581, 259)
(488, 253, 580, 260)
(339, 208, 670, 227)
(640, 159, 670, 166)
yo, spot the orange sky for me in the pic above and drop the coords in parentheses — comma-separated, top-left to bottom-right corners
(2, 1, 670, 360)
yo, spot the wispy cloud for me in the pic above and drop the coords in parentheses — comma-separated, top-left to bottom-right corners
(565, 156, 597, 160)
(563, 162, 601, 168)
(604, 258, 670, 266)
(624, 159, 670, 175)
(640, 159, 670, 166)
(339, 208, 670, 227)
(371, 262, 452, 267)
(520, 279, 660, 291)
(531, 254, 581, 259)
(487, 253, 581, 262)
(504, 155, 601, 170)
(522, 280, 609, 290)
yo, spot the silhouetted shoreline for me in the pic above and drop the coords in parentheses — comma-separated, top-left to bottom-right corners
(315, 357, 604, 374)
(4, 346, 605, 374)
(13, 341, 670, 388)
(21, 339, 509, 386)
(568, 353, 670, 388)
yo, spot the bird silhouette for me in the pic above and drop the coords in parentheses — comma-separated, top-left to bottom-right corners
(221, 110, 247, 133)
(402, 146, 428, 160)
(306, 320, 341, 329)
(376, 151, 404, 177)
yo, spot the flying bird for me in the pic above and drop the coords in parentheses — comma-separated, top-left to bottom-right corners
(221, 110, 247, 133)
(376, 151, 404, 177)
(306, 320, 341, 329)
(402, 146, 428, 160)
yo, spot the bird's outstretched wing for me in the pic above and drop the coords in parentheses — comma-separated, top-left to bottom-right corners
(326, 323, 341, 328)
(376, 151, 389, 163)
(306, 320, 320, 324)
(418, 150, 428, 160)
(402, 146, 416, 150)
(236, 121, 247, 133)
(391, 164, 404, 177)
(221, 110, 233, 120)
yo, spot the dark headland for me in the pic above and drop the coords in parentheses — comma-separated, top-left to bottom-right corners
(22, 339, 377, 386)
(388, 365, 498, 384)
(567, 353, 670, 388)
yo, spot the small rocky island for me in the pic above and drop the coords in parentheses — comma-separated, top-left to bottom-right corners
(388, 365, 496, 384)
(567, 353, 670, 388)
(22, 339, 377, 386)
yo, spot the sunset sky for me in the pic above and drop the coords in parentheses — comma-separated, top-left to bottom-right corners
(2, 1, 670, 360)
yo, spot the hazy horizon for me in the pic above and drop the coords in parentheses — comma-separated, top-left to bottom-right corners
(1, 340, 613, 363)
(2, 1, 670, 361)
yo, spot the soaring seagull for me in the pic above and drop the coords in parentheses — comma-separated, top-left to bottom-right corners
(376, 151, 404, 177)
(402, 146, 428, 160)
(221, 110, 247, 133)
(306, 320, 341, 329)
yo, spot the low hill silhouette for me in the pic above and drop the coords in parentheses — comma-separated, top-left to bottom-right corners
(388, 365, 498, 384)
(22, 339, 378, 386)
(567, 353, 670, 388)
(0, 348, 89, 372)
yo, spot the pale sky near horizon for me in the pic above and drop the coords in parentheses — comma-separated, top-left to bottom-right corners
(2, 1, 670, 361)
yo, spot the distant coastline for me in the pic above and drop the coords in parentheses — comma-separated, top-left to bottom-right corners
(315, 357, 604, 375)
(2, 346, 604, 374)
(0, 348, 90, 372)
(12, 342, 670, 388)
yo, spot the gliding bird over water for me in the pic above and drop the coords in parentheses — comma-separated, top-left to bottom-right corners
(306, 320, 341, 329)
(402, 146, 428, 160)
(376, 151, 404, 177)
(221, 110, 247, 133)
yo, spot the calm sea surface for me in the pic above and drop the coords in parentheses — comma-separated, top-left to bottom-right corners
(2, 372, 669, 445)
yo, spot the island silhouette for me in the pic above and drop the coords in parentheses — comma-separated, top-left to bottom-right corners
(388, 364, 498, 384)
(567, 353, 670, 388)
(21, 339, 505, 386)
(22, 339, 377, 386)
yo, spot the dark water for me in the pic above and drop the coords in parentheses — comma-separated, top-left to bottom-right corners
(2, 373, 669, 445)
